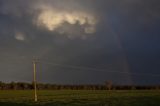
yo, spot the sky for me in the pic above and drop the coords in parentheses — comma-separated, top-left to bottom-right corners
(0, 0, 160, 85)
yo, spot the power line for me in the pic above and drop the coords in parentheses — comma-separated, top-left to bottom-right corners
(38, 60, 160, 77)
(0, 57, 159, 77)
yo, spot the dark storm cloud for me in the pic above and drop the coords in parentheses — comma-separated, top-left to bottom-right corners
(0, 0, 160, 85)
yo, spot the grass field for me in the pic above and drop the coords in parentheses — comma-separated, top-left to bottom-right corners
(0, 90, 160, 106)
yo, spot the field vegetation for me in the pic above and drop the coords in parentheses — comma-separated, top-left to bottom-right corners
(0, 90, 160, 106)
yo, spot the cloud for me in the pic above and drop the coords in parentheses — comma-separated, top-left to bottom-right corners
(35, 6, 98, 39)
(14, 31, 25, 41)
(0, 0, 99, 40)
(0, 0, 160, 84)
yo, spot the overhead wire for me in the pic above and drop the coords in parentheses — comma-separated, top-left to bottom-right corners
(38, 60, 160, 77)
(1, 57, 160, 77)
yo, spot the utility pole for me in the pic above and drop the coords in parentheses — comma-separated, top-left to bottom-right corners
(33, 58, 38, 102)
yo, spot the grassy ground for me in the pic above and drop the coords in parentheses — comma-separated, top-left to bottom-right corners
(0, 90, 160, 106)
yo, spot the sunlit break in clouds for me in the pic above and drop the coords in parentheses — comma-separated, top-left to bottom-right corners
(36, 6, 98, 39)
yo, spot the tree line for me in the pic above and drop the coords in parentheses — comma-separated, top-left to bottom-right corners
(0, 81, 160, 90)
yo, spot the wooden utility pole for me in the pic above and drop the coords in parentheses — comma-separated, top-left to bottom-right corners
(33, 58, 38, 102)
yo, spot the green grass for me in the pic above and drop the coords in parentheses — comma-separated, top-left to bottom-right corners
(0, 90, 160, 106)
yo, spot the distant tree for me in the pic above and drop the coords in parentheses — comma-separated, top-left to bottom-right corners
(105, 81, 112, 90)
(10, 82, 17, 90)
(0, 81, 4, 90)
